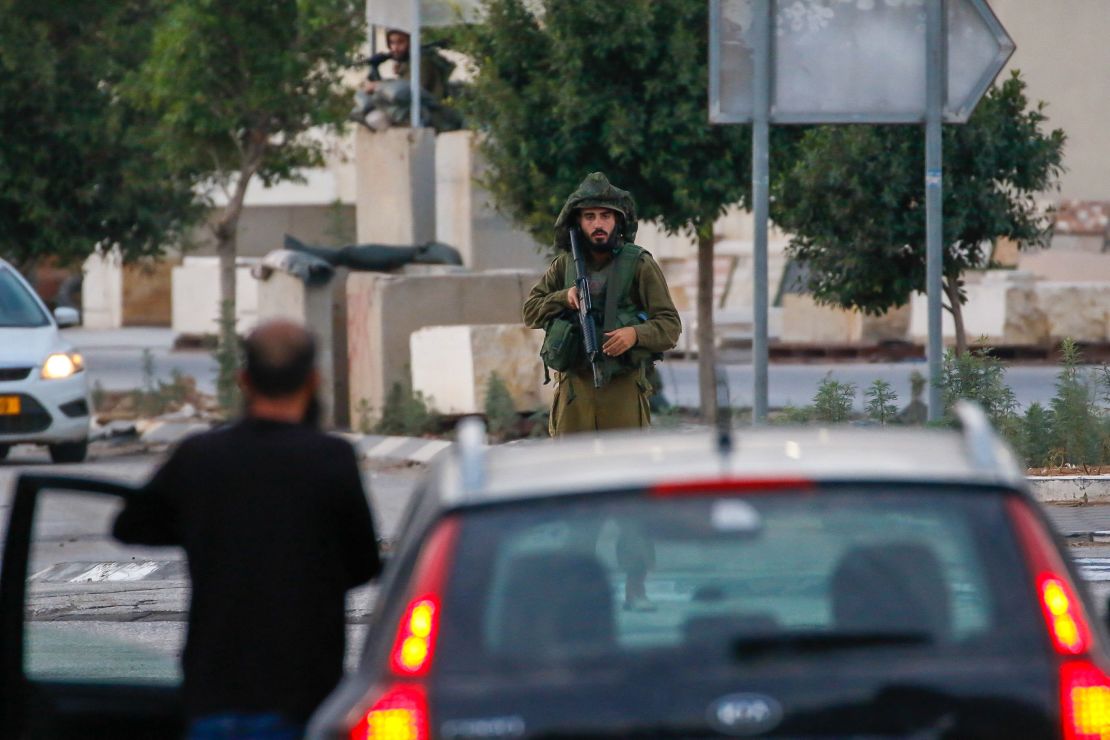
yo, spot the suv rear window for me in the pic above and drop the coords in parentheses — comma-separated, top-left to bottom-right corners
(437, 487, 1044, 675)
(0, 267, 48, 327)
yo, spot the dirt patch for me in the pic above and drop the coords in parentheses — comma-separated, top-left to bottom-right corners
(1028, 466, 1110, 477)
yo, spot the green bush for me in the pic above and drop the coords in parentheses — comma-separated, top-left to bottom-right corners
(812, 375, 856, 423)
(375, 376, 440, 437)
(484, 372, 520, 441)
(865, 380, 898, 426)
(1020, 402, 1055, 468)
(939, 347, 1017, 429)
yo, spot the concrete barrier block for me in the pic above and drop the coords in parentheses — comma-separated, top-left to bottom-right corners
(435, 131, 547, 272)
(411, 324, 545, 415)
(82, 251, 124, 329)
(255, 269, 343, 426)
(355, 127, 436, 245)
(171, 257, 259, 336)
(347, 269, 541, 426)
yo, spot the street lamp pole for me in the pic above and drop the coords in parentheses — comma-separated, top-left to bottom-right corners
(410, 0, 422, 129)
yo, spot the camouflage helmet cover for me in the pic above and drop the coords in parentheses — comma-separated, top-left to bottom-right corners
(553, 172, 638, 251)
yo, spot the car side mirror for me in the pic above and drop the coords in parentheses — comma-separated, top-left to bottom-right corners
(53, 306, 79, 328)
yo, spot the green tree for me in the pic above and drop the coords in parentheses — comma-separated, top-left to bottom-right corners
(772, 73, 1065, 355)
(127, 0, 363, 331)
(1048, 338, 1104, 466)
(0, 0, 198, 274)
(460, 0, 780, 422)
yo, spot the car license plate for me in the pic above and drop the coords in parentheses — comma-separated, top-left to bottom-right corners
(0, 396, 21, 415)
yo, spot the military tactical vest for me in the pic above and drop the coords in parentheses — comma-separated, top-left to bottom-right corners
(554, 244, 657, 382)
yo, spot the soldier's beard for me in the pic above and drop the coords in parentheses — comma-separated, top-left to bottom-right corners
(588, 229, 621, 253)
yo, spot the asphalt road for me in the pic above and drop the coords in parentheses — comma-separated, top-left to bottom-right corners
(65, 328, 1071, 413)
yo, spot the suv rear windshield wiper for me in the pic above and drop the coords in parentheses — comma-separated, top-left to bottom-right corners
(732, 631, 931, 659)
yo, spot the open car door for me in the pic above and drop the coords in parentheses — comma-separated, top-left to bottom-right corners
(0, 473, 185, 738)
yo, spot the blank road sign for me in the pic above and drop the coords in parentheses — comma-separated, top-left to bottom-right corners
(710, 0, 1014, 124)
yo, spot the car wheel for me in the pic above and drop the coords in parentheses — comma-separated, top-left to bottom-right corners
(0, 444, 9, 461)
(49, 440, 88, 464)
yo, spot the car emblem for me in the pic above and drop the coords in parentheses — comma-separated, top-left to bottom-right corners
(706, 693, 784, 736)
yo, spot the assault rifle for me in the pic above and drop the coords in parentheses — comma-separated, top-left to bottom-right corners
(568, 227, 605, 388)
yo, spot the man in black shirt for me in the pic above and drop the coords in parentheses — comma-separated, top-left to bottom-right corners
(114, 319, 381, 739)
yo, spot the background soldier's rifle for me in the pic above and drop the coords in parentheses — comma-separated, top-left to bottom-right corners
(569, 227, 605, 388)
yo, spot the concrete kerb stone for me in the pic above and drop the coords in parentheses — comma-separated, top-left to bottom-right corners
(337, 432, 453, 466)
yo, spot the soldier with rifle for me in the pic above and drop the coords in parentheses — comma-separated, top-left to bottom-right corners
(523, 172, 681, 436)
(523, 172, 681, 611)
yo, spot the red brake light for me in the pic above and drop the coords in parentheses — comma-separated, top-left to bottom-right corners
(1062, 661, 1110, 740)
(388, 518, 459, 677)
(1007, 498, 1094, 656)
(349, 683, 429, 740)
(651, 477, 814, 497)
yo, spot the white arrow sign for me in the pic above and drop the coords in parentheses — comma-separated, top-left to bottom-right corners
(711, 0, 1014, 124)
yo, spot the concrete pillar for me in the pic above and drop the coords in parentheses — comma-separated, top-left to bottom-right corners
(81, 250, 124, 329)
(255, 269, 346, 427)
(435, 131, 548, 271)
(170, 257, 259, 336)
(355, 127, 436, 245)
(346, 269, 541, 429)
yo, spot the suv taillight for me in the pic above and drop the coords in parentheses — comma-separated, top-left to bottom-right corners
(348, 518, 459, 739)
(349, 683, 428, 740)
(1007, 498, 1110, 739)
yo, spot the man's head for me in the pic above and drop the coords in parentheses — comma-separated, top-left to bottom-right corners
(577, 207, 623, 253)
(239, 320, 319, 424)
(386, 29, 411, 61)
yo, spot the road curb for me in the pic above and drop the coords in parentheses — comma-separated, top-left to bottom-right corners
(338, 433, 453, 465)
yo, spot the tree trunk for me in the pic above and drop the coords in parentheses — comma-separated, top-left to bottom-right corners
(211, 138, 265, 340)
(695, 224, 718, 424)
(943, 276, 968, 356)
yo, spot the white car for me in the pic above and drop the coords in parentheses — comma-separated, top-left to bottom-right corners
(0, 258, 90, 463)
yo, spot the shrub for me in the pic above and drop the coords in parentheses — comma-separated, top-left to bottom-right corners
(1020, 402, 1055, 468)
(812, 375, 856, 423)
(375, 376, 440, 437)
(939, 347, 1017, 429)
(865, 380, 899, 426)
(1048, 338, 1104, 466)
(484, 372, 520, 441)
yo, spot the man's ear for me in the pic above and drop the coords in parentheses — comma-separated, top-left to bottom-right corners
(306, 368, 321, 394)
(237, 370, 250, 393)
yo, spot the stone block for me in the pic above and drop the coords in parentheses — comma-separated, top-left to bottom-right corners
(411, 324, 546, 415)
(82, 251, 124, 329)
(255, 269, 345, 427)
(1037, 283, 1110, 342)
(347, 269, 541, 425)
(435, 131, 548, 272)
(355, 127, 436, 245)
(171, 257, 259, 336)
(781, 294, 859, 344)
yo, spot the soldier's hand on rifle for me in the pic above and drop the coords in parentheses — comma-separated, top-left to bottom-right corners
(566, 286, 580, 310)
(603, 327, 637, 357)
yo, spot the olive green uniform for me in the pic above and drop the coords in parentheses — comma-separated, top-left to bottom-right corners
(523, 173, 681, 436)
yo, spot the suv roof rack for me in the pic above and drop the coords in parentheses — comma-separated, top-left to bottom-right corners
(456, 415, 488, 498)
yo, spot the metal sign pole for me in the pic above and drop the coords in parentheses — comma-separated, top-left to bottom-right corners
(925, 0, 946, 422)
(410, 0, 423, 129)
(751, 0, 771, 424)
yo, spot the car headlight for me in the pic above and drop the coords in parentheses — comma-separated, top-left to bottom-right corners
(41, 352, 85, 380)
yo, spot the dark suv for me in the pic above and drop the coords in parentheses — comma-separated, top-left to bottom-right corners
(310, 406, 1110, 739)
